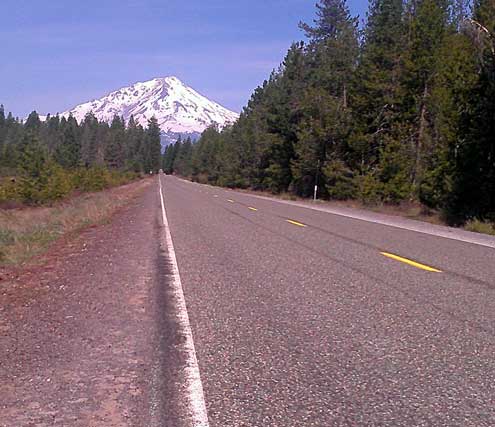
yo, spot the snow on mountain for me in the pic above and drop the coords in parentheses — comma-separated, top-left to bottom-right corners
(61, 76, 239, 136)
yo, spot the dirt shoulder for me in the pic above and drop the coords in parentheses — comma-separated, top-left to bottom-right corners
(0, 177, 180, 426)
(0, 177, 153, 266)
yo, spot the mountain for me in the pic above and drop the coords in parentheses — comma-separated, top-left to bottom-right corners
(60, 76, 239, 145)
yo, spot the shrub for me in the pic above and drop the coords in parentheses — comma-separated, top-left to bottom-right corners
(355, 173, 383, 205)
(323, 160, 357, 200)
(73, 167, 112, 192)
(38, 163, 74, 202)
(1, 166, 139, 206)
(464, 219, 495, 236)
(0, 178, 21, 204)
(17, 162, 74, 204)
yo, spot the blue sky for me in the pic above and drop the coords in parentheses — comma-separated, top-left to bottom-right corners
(1, 0, 367, 117)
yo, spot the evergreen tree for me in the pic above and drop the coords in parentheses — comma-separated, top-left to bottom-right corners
(0, 105, 6, 146)
(25, 111, 41, 133)
(55, 115, 81, 168)
(81, 113, 102, 167)
(126, 115, 145, 172)
(292, 0, 359, 197)
(41, 114, 62, 153)
(403, 0, 451, 187)
(352, 0, 405, 169)
(105, 115, 126, 169)
(144, 117, 162, 172)
(174, 137, 193, 176)
(447, 0, 495, 221)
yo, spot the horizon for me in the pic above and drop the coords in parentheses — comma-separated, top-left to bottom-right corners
(1, 0, 366, 118)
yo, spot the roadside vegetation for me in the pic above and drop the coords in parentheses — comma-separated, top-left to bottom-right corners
(0, 108, 162, 206)
(0, 108, 163, 264)
(464, 219, 495, 236)
(0, 178, 152, 265)
(163, 0, 495, 232)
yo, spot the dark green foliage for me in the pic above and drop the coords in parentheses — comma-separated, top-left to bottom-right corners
(323, 160, 357, 200)
(446, 0, 495, 222)
(55, 116, 81, 168)
(105, 115, 126, 169)
(0, 107, 159, 205)
(144, 117, 162, 173)
(186, 0, 494, 224)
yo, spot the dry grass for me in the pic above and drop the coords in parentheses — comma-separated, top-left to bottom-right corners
(464, 219, 495, 236)
(0, 178, 152, 266)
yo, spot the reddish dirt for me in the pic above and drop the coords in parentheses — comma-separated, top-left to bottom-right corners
(0, 181, 168, 426)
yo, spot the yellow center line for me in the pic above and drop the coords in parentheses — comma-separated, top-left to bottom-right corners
(380, 252, 442, 273)
(248, 207, 258, 211)
(227, 199, 235, 203)
(286, 219, 307, 228)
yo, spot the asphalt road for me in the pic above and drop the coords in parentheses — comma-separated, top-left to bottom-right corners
(160, 174, 495, 427)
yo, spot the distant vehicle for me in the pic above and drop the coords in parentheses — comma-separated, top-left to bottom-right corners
(159, 169, 164, 174)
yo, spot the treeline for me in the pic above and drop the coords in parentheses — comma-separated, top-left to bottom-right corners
(0, 108, 162, 204)
(166, 0, 495, 224)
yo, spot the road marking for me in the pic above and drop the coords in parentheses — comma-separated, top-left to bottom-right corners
(380, 252, 442, 273)
(227, 199, 235, 203)
(213, 195, 219, 198)
(286, 219, 307, 228)
(175, 177, 495, 249)
(248, 207, 258, 211)
(158, 177, 210, 427)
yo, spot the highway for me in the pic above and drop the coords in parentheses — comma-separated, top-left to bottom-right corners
(159, 174, 495, 427)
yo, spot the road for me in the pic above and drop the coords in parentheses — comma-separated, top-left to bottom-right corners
(160, 174, 495, 427)
(3, 175, 495, 426)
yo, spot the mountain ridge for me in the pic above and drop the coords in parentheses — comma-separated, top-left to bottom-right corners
(54, 76, 238, 143)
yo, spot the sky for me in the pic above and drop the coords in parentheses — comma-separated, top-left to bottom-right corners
(1, 0, 367, 118)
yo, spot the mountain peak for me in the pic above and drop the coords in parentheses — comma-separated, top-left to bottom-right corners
(61, 77, 239, 136)
(148, 75, 181, 86)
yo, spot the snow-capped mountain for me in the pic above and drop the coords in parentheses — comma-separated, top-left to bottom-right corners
(61, 76, 239, 143)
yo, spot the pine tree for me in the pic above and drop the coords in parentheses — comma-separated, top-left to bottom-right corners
(447, 0, 495, 222)
(292, 0, 359, 197)
(403, 0, 451, 187)
(105, 115, 126, 169)
(81, 113, 102, 167)
(126, 115, 145, 172)
(0, 105, 6, 163)
(1, 113, 22, 171)
(41, 114, 62, 153)
(300, 0, 359, 101)
(55, 115, 81, 168)
(17, 131, 49, 202)
(25, 111, 41, 133)
(353, 0, 405, 166)
(0, 105, 5, 144)
(174, 137, 194, 176)
(144, 117, 162, 172)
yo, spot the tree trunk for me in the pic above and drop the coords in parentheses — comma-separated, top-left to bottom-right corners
(412, 83, 428, 187)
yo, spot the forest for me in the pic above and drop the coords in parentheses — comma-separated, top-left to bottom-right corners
(0, 109, 162, 204)
(163, 0, 495, 225)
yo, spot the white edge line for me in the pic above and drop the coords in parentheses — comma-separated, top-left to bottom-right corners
(158, 176, 210, 427)
(258, 197, 495, 249)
